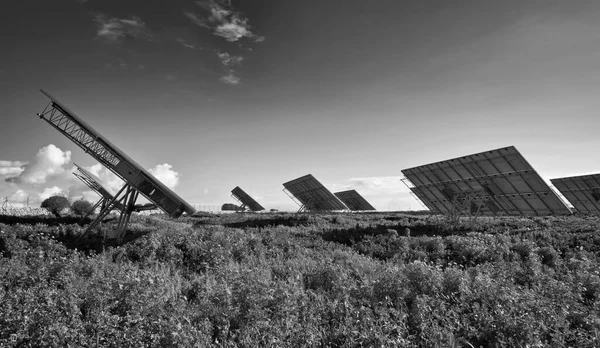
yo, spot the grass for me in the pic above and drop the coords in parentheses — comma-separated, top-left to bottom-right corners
(1, 212, 599, 347)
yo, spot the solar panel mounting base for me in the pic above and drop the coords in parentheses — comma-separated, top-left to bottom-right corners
(446, 190, 485, 226)
(230, 194, 248, 212)
(77, 182, 151, 241)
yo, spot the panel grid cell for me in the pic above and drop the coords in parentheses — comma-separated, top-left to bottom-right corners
(231, 186, 265, 212)
(551, 174, 600, 214)
(401, 146, 571, 216)
(283, 174, 347, 212)
(334, 190, 376, 211)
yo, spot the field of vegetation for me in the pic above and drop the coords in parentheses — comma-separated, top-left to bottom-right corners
(1, 211, 599, 347)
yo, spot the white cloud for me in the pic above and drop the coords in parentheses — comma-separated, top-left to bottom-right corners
(329, 176, 417, 211)
(149, 163, 179, 189)
(94, 14, 152, 41)
(176, 37, 199, 49)
(39, 186, 64, 201)
(80, 190, 101, 203)
(6, 144, 71, 184)
(9, 189, 28, 203)
(343, 176, 406, 195)
(185, 0, 264, 42)
(0, 160, 26, 176)
(220, 71, 241, 85)
(217, 52, 243, 67)
(183, 11, 209, 28)
(85, 163, 124, 194)
(0, 160, 27, 167)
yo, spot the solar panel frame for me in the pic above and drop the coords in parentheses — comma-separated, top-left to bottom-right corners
(38, 90, 195, 218)
(401, 146, 571, 216)
(73, 164, 114, 200)
(551, 174, 600, 214)
(334, 190, 376, 211)
(283, 174, 348, 212)
(231, 186, 265, 212)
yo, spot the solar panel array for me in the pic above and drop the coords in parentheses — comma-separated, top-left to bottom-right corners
(231, 186, 265, 212)
(401, 146, 571, 216)
(37, 91, 594, 219)
(38, 89, 195, 218)
(283, 174, 347, 212)
(551, 174, 600, 214)
(334, 190, 376, 211)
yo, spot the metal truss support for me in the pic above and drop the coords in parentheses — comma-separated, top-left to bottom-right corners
(409, 192, 427, 210)
(230, 194, 247, 212)
(283, 188, 306, 212)
(400, 177, 415, 189)
(401, 177, 428, 211)
(78, 197, 111, 225)
(446, 191, 485, 226)
(1, 197, 12, 213)
(37, 100, 121, 168)
(77, 183, 140, 241)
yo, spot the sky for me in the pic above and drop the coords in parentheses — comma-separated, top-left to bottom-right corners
(2, 0, 600, 211)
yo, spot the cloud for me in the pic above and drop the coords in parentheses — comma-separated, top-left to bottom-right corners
(330, 176, 416, 211)
(217, 52, 243, 67)
(343, 176, 406, 195)
(39, 186, 65, 201)
(149, 163, 179, 189)
(176, 37, 199, 49)
(185, 0, 264, 42)
(183, 11, 209, 28)
(216, 52, 243, 84)
(85, 163, 124, 194)
(9, 189, 28, 203)
(0, 160, 26, 177)
(220, 71, 241, 85)
(94, 14, 152, 41)
(6, 144, 71, 184)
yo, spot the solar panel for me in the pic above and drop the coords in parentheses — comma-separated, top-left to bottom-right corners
(37, 90, 195, 238)
(231, 186, 265, 212)
(334, 190, 376, 211)
(283, 174, 348, 212)
(551, 174, 600, 214)
(401, 146, 572, 217)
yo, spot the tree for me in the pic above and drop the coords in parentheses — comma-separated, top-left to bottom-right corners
(41, 196, 70, 217)
(221, 203, 243, 211)
(71, 199, 94, 217)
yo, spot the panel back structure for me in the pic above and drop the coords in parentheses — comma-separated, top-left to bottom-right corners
(551, 174, 600, 214)
(231, 186, 265, 212)
(73, 163, 155, 218)
(334, 190, 376, 211)
(283, 174, 348, 212)
(73, 164, 115, 204)
(37, 90, 195, 239)
(401, 146, 571, 221)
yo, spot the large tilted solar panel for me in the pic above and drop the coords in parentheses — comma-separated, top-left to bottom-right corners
(38, 90, 195, 218)
(334, 190, 376, 211)
(401, 146, 571, 216)
(231, 186, 265, 211)
(283, 174, 348, 211)
(551, 174, 600, 214)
